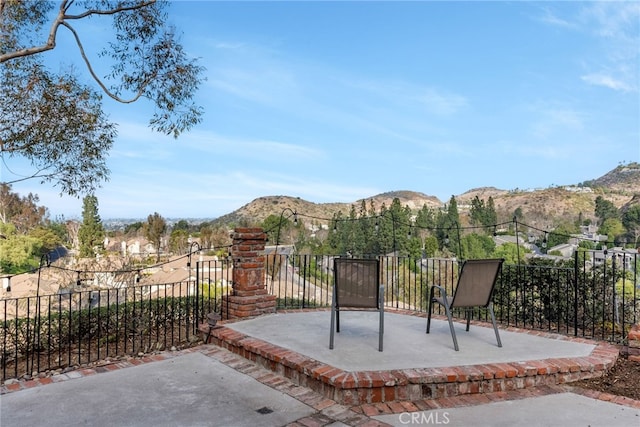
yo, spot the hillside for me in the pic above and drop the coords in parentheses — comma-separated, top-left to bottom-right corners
(586, 163, 640, 194)
(212, 191, 441, 226)
(458, 187, 603, 229)
(213, 195, 348, 226)
(212, 163, 640, 228)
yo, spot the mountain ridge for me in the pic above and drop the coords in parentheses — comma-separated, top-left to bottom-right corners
(211, 162, 640, 228)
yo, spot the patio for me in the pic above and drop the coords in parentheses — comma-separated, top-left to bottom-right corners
(3, 309, 638, 427)
(3, 229, 638, 425)
(203, 309, 620, 406)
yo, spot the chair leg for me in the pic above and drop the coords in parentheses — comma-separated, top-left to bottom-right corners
(378, 286, 384, 352)
(329, 307, 335, 349)
(443, 304, 459, 351)
(330, 291, 336, 350)
(378, 307, 384, 352)
(426, 286, 435, 333)
(488, 303, 502, 348)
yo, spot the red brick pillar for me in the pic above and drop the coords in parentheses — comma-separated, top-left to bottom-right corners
(221, 227, 276, 319)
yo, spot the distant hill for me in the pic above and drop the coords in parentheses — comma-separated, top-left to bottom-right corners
(584, 163, 640, 194)
(211, 162, 640, 228)
(211, 191, 440, 226)
(212, 195, 345, 226)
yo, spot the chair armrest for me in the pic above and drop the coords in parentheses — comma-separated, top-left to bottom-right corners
(430, 284, 447, 297)
(430, 284, 456, 312)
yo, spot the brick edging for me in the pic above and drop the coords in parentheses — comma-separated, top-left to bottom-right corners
(200, 310, 620, 406)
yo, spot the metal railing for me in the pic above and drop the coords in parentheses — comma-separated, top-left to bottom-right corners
(1, 258, 231, 382)
(267, 252, 639, 344)
(2, 252, 637, 382)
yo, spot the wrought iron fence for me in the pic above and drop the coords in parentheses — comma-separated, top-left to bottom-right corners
(1, 258, 231, 382)
(2, 252, 638, 382)
(267, 252, 639, 344)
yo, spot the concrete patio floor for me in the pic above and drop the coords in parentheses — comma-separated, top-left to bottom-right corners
(224, 311, 597, 370)
(2, 310, 640, 427)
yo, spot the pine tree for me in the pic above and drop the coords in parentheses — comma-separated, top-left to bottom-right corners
(436, 196, 461, 257)
(595, 196, 619, 224)
(469, 196, 486, 226)
(486, 197, 498, 228)
(77, 195, 104, 257)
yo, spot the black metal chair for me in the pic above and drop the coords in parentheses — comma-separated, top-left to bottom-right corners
(330, 258, 384, 352)
(427, 258, 504, 351)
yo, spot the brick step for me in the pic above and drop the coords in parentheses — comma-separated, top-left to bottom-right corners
(200, 322, 617, 406)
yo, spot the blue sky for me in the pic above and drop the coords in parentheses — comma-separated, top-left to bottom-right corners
(6, 1, 640, 220)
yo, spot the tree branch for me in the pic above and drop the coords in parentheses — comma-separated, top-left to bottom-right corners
(0, 1, 66, 63)
(63, 0, 157, 20)
(0, 0, 157, 63)
(0, 165, 56, 185)
(60, 21, 144, 104)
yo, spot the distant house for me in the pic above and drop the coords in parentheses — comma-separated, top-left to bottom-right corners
(547, 243, 577, 258)
(592, 247, 637, 270)
(264, 245, 295, 256)
(577, 225, 607, 244)
(493, 234, 536, 252)
(110, 238, 159, 258)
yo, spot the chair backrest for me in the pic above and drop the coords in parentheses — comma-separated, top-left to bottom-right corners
(450, 259, 504, 308)
(334, 258, 380, 309)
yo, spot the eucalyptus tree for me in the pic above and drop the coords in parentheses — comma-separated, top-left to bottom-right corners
(0, 184, 48, 233)
(169, 228, 188, 255)
(0, 0, 205, 196)
(143, 212, 167, 262)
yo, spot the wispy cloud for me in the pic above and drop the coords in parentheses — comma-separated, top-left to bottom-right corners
(579, 2, 640, 40)
(227, 171, 379, 204)
(536, 6, 577, 29)
(212, 41, 246, 50)
(536, 2, 639, 93)
(579, 3, 639, 93)
(531, 107, 585, 140)
(202, 39, 468, 149)
(204, 40, 302, 108)
(109, 120, 175, 159)
(414, 88, 468, 116)
(174, 130, 326, 160)
(153, 169, 378, 206)
(345, 79, 468, 117)
(498, 140, 563, 160)
(581, 73, 634, 92)
(207, 66, 299, 105)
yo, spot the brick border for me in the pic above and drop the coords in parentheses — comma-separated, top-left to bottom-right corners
(200, 309, 620, 406)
